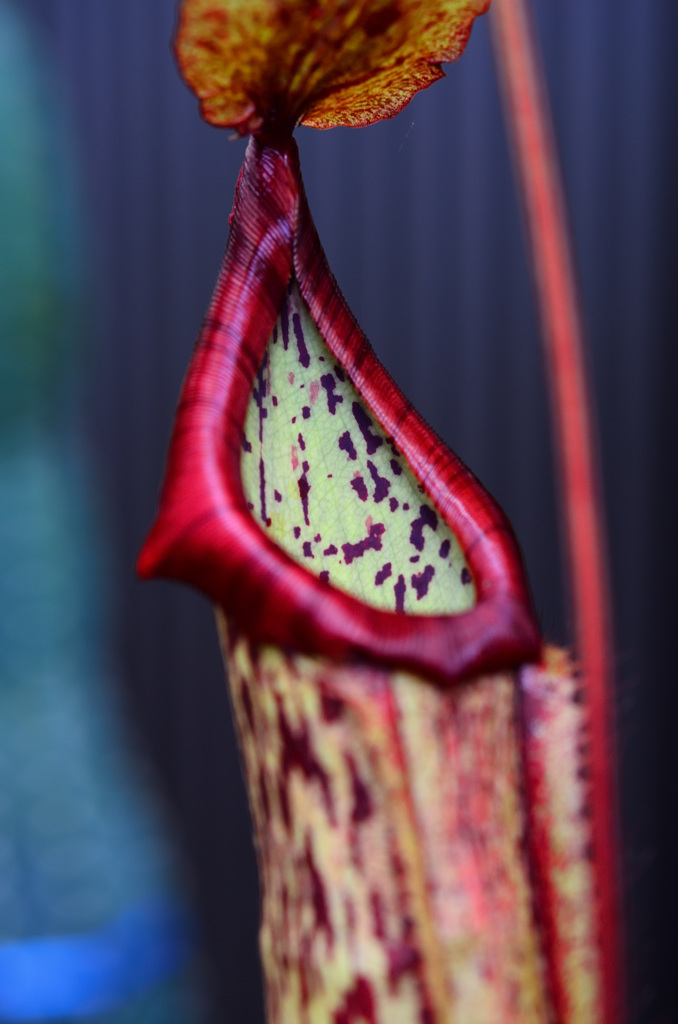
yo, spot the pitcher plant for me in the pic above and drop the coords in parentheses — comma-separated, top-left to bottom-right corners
(139, 0, 622, 1021)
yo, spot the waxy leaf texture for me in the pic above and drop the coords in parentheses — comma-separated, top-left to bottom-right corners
(176, 0, 491, 135)
(241, 281, 476, 614)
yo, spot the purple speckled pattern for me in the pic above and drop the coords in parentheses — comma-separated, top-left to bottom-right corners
(241, 281, 476, 615)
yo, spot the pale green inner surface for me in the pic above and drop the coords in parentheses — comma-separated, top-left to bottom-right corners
(241, 281, 475, 615)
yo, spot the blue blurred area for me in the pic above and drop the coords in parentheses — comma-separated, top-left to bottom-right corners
(0, 899, 190, 1019)
(10, 2, 678, 1023)
(0, 3, 203, 1020)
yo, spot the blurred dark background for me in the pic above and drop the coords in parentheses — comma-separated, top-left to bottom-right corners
(15, 1, 678, 1021)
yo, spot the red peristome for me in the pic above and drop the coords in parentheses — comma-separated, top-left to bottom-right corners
(138, 137, 540, 685)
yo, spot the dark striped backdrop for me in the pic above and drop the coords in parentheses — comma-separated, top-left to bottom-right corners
(17, 2, 678, 1021)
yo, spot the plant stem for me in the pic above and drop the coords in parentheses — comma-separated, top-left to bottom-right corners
(489, 1, 622, 1021)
